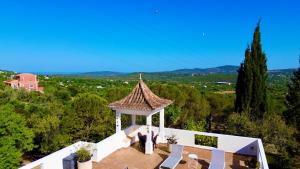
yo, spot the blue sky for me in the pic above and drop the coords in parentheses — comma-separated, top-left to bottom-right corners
(0, 0, 299, 72)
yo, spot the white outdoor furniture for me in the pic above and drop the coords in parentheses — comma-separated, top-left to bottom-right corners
(188, 153, 198, 169)
(159, 144, 184, 169)
(127, 125, 143, 138)
(208, 149, 225, 169)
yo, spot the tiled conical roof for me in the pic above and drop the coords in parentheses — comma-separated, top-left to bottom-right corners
(109, 80, 173, 111)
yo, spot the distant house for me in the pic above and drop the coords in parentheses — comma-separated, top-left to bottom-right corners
(4, 73, 43, 92)
(215, 81, 232, 85)
(96, 85, 104, 89)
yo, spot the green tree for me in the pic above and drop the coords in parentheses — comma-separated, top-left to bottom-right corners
(207, 93, 235, 132)
(165, 105, 182, 127)
(0, 87, 15, 105)
(235, 48, 253, 113)
(235, 22, 268, 120)
(285, 58, 300, 133)
(62, 93, 114, 142)
(105, 87, 130, 102)
(261, 115, 296, 154)
(0, 105, 34, 169)
(250, 22, 268, 119)
(235, 63, 246, 113)
(181, 86, 210, 122)
(226, 113, 259, 137)
(28, 105, 69, 154)
(282, 58, 300, 169)
(262, 115, 298, 169)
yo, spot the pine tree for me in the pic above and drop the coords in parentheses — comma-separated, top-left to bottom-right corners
(235, 22, 268, 120)
(285, 57, 300, 132)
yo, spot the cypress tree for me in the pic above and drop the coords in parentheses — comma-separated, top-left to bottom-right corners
(235, 63, 245, 113)
(242, 47, 253, 113)
(235, 48, 251, 113)
(250, 22, 268, 119)
(235, 22, 268, 120)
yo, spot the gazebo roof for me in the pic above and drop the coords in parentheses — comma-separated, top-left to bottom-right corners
(109, 79, 172, 112)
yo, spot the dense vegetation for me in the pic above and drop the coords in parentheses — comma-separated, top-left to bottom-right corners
(234, 23, 299, 168)
(0, 25, 299, 169)
(0, 66, 297, 169)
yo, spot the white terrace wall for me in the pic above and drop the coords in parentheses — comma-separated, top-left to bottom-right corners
(19, 141, 96, 169)
(20, 125, 268, 169)
(151, 127, 258, 156)
(257, 139, 269, 169)
(19, 131, 131, 169)
(94, 129, 131, 162)
(153, 126, 268, 169)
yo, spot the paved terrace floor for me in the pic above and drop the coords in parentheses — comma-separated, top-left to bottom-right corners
(93, 144, 253, 169)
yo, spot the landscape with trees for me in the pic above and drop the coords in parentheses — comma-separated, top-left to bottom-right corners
(0, 24, 299, 169)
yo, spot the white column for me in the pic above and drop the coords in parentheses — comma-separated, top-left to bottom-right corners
(116, 111, 121, 133)
(145, 114, 153, 154)
(132, 114, 136, 126)
(159, 109, 166, 143)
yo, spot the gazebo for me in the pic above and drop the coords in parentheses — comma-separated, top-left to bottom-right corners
(108, 76, 173, 154)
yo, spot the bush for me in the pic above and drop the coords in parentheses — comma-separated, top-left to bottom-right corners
(76, 148, 91, 162)
(185, 119, 207, 132)
(226, 113, 259, 137)
(195, 134, 217, 147)
(166, 135, 178, 144)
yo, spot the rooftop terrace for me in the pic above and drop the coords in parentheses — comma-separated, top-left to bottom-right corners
(93, 143, 252, 169)
(20, 125, 269, 169)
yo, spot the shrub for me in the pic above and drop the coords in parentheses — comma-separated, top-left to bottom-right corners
(195, 134, 217, 147)
(76, 148, 91, 162)
(166, 135, 178, 144)
(226, 113, 259, 137)
(185, 119, 206, 132)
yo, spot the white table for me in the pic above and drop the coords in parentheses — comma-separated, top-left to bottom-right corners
(188, 153, 199, 169)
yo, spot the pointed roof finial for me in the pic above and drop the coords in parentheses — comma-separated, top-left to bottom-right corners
(139, 73, 142, 80)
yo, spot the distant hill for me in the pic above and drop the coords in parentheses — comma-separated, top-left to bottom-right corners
(69, 71, 125, 77)
(0, 69, 15, 74)
(52, 65, 296, 77)
(268, 68, 296, 75)
(63, 65, 240, 77)
(165, 66, 296, 75)
(168, 65, 240, 74)
(7, 65, 295, 77)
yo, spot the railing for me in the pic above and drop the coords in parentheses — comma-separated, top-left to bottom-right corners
(20, 125, 269, 169)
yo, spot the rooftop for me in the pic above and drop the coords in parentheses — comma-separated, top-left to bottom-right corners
(93, 143, 252, 169)
(109, 79, 172, 112)
(19, 125, 269, 169)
